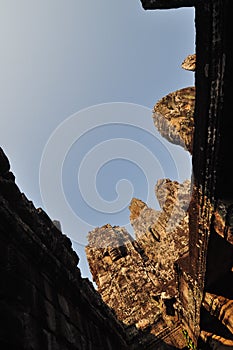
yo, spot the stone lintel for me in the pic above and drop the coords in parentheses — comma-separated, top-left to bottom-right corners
(140, 0, 196, 10)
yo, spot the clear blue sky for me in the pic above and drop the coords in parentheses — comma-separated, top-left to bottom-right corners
(0, 1, 195, 280)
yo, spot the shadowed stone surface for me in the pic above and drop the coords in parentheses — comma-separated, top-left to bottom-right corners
(1, 0, 233, 349)
(140, 0, 195, 10)
(0, 147, 129, 350)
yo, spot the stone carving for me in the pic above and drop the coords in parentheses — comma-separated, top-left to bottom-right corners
(181, 53, 196, 71)
(86, 178, 190, 347)
(153, 86, 195, 153)
(153, 53, 195, 154)
(213, 203, 233, 245)
(200, 331, 233, 349)
(86, 51, 233, 347)
(85, 55, 196, 348)
(203, 292, 233, 335)
(0, 1, 232, 347)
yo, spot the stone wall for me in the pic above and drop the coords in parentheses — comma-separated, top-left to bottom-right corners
(2, 1, 233, 349)
(0, 147, 128, 350)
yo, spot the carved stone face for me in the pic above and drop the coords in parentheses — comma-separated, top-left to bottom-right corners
(153, 86, 195, 153)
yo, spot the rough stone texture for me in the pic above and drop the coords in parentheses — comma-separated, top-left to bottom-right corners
(213, 203, 233, 246)
(140, 0, 233, 347)
(86, 179, 190, 348)
(177, 0, 233, 348)
(1, 1, 233, 349)
(203, 293, 233, 335)
(181, 54, 196, 71)
(183, 1, 233, 347)
(0, 147, 129, 350)
(153, 87, 195, 153)
(129, 198, 147, 221)
(200, 331, 233, 349)
(87, 5, 233, 342)
(131, 179, 191, 288)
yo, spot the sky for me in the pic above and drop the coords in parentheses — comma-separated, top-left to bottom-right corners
(0, 1, 195, 280)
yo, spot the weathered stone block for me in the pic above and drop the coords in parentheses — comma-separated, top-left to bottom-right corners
(58, 313, 76, 345)
(58, 293, 70, 317)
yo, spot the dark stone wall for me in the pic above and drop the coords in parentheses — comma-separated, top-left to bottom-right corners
(0, 148, 128, 350)
(139, 0, 233, 346)
(140, 0, 195, 10)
